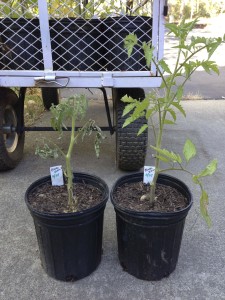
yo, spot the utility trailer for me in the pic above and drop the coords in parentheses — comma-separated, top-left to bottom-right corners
(0, 0, 166, 171)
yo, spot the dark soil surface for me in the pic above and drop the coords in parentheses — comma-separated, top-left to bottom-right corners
(27, 182, 103, 214)
(113, 181, 188, 212)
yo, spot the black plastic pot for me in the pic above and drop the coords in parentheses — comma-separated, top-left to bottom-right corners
(0, 18, 43, 70)
(50, 18, 104, 71)
(102, 16, 152, 71)
(25, 172, 109, 281)
(111, 173, 193, 281)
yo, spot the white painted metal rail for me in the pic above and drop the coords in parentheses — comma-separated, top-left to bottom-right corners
(0, 0, 165, 88)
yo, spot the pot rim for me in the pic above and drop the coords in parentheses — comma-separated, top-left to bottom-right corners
(25, 172, 109, 218)
(110, 172, 193, 217)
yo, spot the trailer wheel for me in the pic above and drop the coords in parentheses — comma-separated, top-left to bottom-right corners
(113, 88, 147, 171)
(0, 88, 25, 171)
(41, 88, 59, 110)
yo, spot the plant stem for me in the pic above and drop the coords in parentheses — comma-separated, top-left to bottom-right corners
(66, 101, 77, 212)
(149, 98, 165, 205)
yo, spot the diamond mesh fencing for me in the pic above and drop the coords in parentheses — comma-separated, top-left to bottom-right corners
(0, 0, 153, 71)
(0, 0, 43, 70)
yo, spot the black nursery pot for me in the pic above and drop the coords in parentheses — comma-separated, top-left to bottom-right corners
(50, 18, 104, 71)
(25, 172, 109, 282)
(0, 18, 43, 70)
(102, 16, 152, 71)
(111, 173, 193, 281)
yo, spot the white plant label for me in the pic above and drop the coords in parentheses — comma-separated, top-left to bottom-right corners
(50, 165, 64, 186)
(143, 166, 155, 184)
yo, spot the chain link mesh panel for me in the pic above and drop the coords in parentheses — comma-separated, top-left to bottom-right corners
(0, 0, 153, 71)
(0, 0, 43, 70)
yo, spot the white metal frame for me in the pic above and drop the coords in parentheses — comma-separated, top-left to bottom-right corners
(0, 0, 165, 88)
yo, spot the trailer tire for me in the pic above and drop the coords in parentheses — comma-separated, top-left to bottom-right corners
(113, 88, 147, 171)
(0, 88, 25, 171)
(41, 88, 59, 110)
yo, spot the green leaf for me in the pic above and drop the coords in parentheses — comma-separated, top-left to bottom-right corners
(124, 34, 138, 57)
(122, 103, 136, 117)
(123, 116, 136, 128)
(176, 86, 184, 101)
(172, 102, 186, 117)
(133, 99, 149, 116)
(202, 61, 212, 74)
(207, 42, 221, 59)
(151, 146, 182, 164)
(197, 159, 218, 178)
(165, 23, 179, 37)
(142, 42, 154, 67)
(137, 124, 148, 136)
(167, 108, 177, 122)
(145, 107, 157, 119)
(94, 131, 103, 158)
(192, 175, 200, 184)
(209, 63, 219, 75)
(164, 119, 175, 125)
(183, 139, 196, 163)
(35, 144, 58, 159)
(160, 75, 176, 88)
(202, 61, 219, 75)
(121, 95, 136, 103)
(158, 59, 172, 74)
(200, 190, 212, 227)
(155, 155, 170, 163)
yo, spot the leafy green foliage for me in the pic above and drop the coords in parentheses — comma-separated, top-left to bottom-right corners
(183, 139, 196, 163)
(36, 95, 105, 212)
(123, 18, 224, 225)
(124, 34, 138, 58)
(50, 95, 87, 133)
(200, 190, 211, 227)
(35, 143, 58, 159)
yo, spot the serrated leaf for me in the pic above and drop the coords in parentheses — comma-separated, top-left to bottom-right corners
(133, 99, 149, 116)
(183, 139, 196, 163)
(122, 103, 136, 117)
(207, 42, 221, 59)
(165, 23, 179, 37)
(207, 61, 219, 75)
(121, 95, 136, 103)
(200, 190, 211, 227)
(167, 108, 177, 122)
(122, 116, 137, 128)
(209, 64, 219, 75)
(142, 42, 154, 67)
(202, 61, 212, 74)
(155, 155, 170, 163)
(172, 102, 186, 117)
(197, 159, 218, 178)
(151, 146, 182, 163)
(124, 33, 138, 57)
(137, 124, 148, 136)
(176, 86, 184, 101)
(158, 59, 172, 74)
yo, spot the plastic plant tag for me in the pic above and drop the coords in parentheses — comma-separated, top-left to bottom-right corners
(50, 165, 64, 186)
(143, 166, 155, 184)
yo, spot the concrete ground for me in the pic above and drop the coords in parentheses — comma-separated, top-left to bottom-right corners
(1, 98, 225, 300)
(1, 17, 225, 300)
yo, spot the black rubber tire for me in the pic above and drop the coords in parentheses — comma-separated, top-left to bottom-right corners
(112, 88, 148, 171)
(41, 87, 59, 110)
(0, 88, 25, 171)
